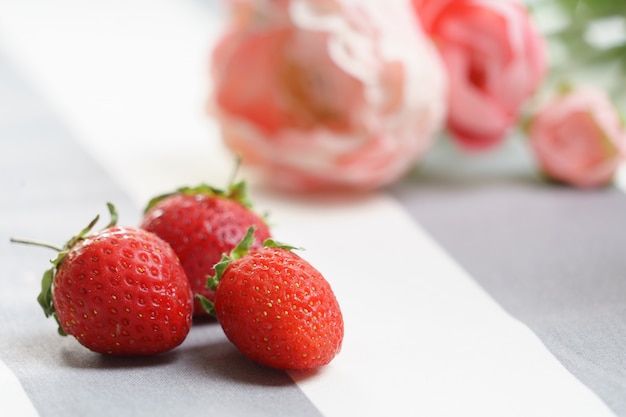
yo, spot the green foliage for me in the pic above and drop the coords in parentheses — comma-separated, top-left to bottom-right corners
(528, 0, 626, 105)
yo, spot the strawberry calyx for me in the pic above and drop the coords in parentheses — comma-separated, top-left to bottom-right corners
(144, 180, 253, 213)
(11, 203, 119, 336)
(144, 159, 254, 212)
(197, 226, 299, 317)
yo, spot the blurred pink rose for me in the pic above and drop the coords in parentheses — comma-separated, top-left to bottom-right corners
(413, 0, 545, 150)
(210, 0, 447, 191)
(528, 86, 626, 188)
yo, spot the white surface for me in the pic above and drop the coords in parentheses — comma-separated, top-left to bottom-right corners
(0, 359, 39, 417)
(0, 0, 617, 415)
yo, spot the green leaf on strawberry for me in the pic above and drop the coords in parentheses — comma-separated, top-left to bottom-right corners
(202, 226, 300, 294)
(144, 180, 253, 213)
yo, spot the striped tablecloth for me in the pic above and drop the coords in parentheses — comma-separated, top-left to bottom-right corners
(1, 1, 624, 416)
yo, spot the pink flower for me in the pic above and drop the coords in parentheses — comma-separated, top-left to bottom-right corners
(413, 0, 546, 150)
(209, 0, 447, 191)
(528, 86, 626, 188)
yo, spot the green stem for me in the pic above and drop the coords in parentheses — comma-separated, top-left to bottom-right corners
(226, 155, 242, 190)
(9, 237, 63, 252)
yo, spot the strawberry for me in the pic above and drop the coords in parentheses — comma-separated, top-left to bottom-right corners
(12, 203, 193, 355)
(140, 180, 271, 317)
(199, 227, 344, 370)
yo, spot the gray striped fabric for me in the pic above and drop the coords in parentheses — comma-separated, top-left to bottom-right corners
(392, 153, 626, 416)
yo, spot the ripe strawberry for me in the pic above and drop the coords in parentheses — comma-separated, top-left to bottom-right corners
(199, 227, 344, 370)
(12, 203, 193, 355)
(140, 181, 271, 316)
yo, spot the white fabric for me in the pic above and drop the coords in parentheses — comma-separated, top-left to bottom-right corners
(0, 359, 39, 417)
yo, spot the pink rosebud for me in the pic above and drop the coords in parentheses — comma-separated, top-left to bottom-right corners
(209, 0, 447, 191)
(528, 86, 626, 188)
(413, 0, 546, 150)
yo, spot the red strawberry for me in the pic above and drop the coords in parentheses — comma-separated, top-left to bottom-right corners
(199, 227, 344, 370)
(12, 203, 193, 355)
(140, 181, 271, 317)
